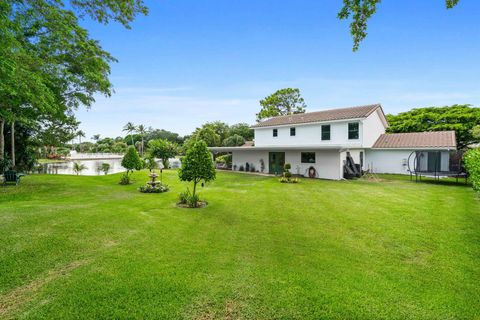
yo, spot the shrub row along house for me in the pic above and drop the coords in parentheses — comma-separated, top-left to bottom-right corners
(210, 104, 459, 180)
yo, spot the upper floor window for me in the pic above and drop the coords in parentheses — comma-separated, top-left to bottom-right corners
(273, 129, 278, 137)
(301, 152, 316, 163)
(290, 127, 296, 136)
(348, 123, 359, 140)
(321, 125, 331, 140)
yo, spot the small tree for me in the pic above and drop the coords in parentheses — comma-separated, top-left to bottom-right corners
(148, 139, 178, 168)
(73, 162, 87, 175)
(178, 140, 216, 201)
(100, 163, 110, 175)
(121, 146, 143, 177)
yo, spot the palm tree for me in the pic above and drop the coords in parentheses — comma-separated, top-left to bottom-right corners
(73, 162, 87, 175)
(123, 122, 136, 146)
(77, 130, 86, 152)
(137, 124, 147, 156)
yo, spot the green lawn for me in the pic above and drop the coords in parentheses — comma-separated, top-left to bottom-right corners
(0, 171, 479, 319)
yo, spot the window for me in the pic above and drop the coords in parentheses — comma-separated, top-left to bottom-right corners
(273, 129, 278, 137)
(290, 127, 296, 136)
(348, 122, 359, 140)
(321, 125, 331, 140)
(301, 152, 316, 163)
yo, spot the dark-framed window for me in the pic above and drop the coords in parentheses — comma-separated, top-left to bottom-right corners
(301, 152, 316, 163)
(273, 129, 278, 137)
(321, 125, 331, 140)
(348, 122, 359, 140)
(290, 127, 296, 136)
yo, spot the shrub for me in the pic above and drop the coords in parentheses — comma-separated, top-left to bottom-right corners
(465, 148, 480, 192)
(119, 173, 131, 185)
(284, 171, 292, 178)
(284, 163, 291, 170)
(187, 193, 200, 208)
(178, 189, 191, 204)
(139, 183, 169, 193)
(280, 177, 299, 183)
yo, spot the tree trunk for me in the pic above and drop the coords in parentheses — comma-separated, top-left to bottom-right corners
(11, 121, 15, 168)
(193, 179, 197, 197)
(0, 119, 4, 162)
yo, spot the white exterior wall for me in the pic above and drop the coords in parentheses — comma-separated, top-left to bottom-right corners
(254, 120, 363, 147)
(285, 150, 341, 180)
(365, 150, 451, 174)
(232, 150, 342, 180)
(362, 109, 387, 147)
(366, 150, 413, 174)
(232, 150, 269, 173)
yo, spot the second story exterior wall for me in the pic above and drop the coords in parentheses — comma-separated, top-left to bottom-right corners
(362, 108, 387, 147)
(253, 120, 364, 147)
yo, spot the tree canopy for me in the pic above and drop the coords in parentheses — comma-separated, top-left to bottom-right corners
(256, 88, 307, 122)
(148, 139, 178, 168)
(339, 0, 460, 51)
(386, 105, 480, 149)
(178, 140, 216, 197)
(121, 146, 143, 175)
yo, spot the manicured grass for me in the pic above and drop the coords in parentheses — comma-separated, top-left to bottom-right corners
(0, 171, 479, 319)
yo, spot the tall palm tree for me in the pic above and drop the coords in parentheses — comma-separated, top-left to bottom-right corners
(137, 124, 147, 156)
(77, 130, 86, 152)
(123, 122, 136, 146)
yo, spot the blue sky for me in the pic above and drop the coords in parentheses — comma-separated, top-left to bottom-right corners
(76, 0, 480, 139)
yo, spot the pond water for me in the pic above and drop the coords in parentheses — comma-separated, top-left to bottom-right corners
(38, 158, 181, 176)
(38, 159, 127, 176)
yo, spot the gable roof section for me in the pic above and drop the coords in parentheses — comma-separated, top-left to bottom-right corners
(251, 104, 382, 128)
(372, 131, 457, 149)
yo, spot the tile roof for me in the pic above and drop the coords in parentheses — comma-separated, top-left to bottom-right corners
(372, 131, 457, 149)
(251, 104, 381, 128)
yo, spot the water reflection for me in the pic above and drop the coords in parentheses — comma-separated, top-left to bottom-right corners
(38, 158, 181, 176)
(39, 159, 126, 176)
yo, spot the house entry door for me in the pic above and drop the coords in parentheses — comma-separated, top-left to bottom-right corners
(269, 152, 285, 175)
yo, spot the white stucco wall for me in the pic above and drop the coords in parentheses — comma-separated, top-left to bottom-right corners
(232, 149, 342, 180)
(365, 150, 451, 174)
(285, 150, 341, 180)
(254, 120, 363, 148)
(232, 150, 269, 173)
(362, 109, 387, 147)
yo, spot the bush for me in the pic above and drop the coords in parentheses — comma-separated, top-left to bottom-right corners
(178, 189, 204, 208)
(280, 177, 299, 183)
(119, 173, 131, 185)
(284, 171, 292, 178)
(121, 146, 143, 176)
(100, 163, 110, 175)
(139, 183, 169, 193)
(465, 148, 480, 192)
(284, 163, 291, 170)
(178, 189, 191, 204)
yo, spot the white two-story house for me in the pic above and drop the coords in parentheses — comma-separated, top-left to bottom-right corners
(210, 104, 458, 180)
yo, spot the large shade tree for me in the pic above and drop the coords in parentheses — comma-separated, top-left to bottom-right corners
(386, 105, 480, 149)
(256, 88, 307, 122)
(0, 0, 147, 169)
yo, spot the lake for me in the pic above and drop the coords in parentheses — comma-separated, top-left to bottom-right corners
(38, 158, 181, 176)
